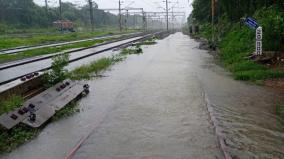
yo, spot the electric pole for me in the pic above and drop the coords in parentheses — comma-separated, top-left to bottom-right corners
(125, 10, 129, 30)
(143, 12, 147, 31)
(211, 0, 216, 47)
(88, 0, 94, 32)
(45, 0, 48, 14)
(166, 0, 169, 30)
(59, 0, 62, 20)
(172, 6, 174, 30)
(59, 0, 63, 31)
(119, 0, 122, 32)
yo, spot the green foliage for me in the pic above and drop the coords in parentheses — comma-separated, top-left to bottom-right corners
(219, 24, 255, 64)
(0, 1, 120, 31)
(120, 45, 143, 55)
(218, 23, 284, 81)
(191, 0, 284, 23)
(0, 1, 143, 34)
(69, 57, 115, 80)
(197, 23, 212, 40)
(0, 39, 105, 64)
(51, 102, 79, 121)
(254, 5, 284, 51)
(193, 20, 284, 82)
(0, 126, 39, 153)
(43, 53, 69, 87)
(0, 31, 113, 50)
(191, 0, 210, 22)
(0, 95, 24, 115)
(140, 37, 157, 45)
(234, 70, 284, 81)
(279, 104, 284, 121)
(69, 45, 144, 80)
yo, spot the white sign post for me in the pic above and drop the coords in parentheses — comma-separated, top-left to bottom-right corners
(256, 26, 262, 55)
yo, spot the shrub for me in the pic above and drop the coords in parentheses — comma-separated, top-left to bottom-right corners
(279, 104, 284, 120)
(0, 95, 23, 115)
(43, 53, 69, 87)
(255, 5, 284, 52)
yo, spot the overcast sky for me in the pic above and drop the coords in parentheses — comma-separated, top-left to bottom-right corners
(34, 0, 193, 16)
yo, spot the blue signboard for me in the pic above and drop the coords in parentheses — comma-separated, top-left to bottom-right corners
(244, 17, 259, 29)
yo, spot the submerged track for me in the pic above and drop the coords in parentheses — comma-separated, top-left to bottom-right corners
(0, 31, 165, 85)
(0, 32, 141, 55)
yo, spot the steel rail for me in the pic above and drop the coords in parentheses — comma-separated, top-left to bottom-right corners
(0, 32, 141, 55)
(0, 31, 167, 85)
(0, 32, 150, 70)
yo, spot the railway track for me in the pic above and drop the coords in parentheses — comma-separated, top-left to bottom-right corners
(0, 31, 167, 86)
(0, 32, 147, 70)
(0, 32, 141, 55)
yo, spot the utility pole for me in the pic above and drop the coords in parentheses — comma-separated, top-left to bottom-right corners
(59, 0, 62, 20)
(59, 0, 63, 31)
(125, 10, 129, 30)
(211, 0, 215, 46)
(166, 0, 169, 30)
(45, 0, 48, 14)
(143, 12, 147, 31)
(118, 0, 122, 32)
(88, 0, 94, 32)
(171, 6, 174, 30)
(133, 14, 136, 29)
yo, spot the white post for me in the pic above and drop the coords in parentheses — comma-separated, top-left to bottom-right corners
(256, 26, 262, 55)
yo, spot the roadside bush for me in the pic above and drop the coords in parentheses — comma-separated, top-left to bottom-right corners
(197, 23, 212, 40)
(43, 53, 69, 87)
(0, 95, 23, 115)
(0, 23, 10, 34)
(234, 70, 284, 81)
(279, 104, 284, 121)
(255, 5, 284, 52)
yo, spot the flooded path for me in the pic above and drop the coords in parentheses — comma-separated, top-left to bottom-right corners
(1, 33, 284, 159)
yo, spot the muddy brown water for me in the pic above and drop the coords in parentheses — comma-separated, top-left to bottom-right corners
(1, 32, 284, 159)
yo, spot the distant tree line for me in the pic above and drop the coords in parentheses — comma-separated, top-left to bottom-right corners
(191, 0, 284, 22)
(0, 0, 123, 29)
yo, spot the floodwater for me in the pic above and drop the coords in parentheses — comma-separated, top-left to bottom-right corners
(1, 32, 284, 159)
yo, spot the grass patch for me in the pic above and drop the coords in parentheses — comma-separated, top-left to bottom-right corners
(0, 39, 106, 64)
(0, 125, 39, 153)
(234, 70, 284, 81)
(0, 30, 134, 50)
(120, 45, 143, 55)
(69, 57, 114, 80)
(139, 37, 157, 45)
(0, 95, 23, 115)
(51, 102, 80, 121)
(69, 45, 144, 80)
(140, 40, 157, 45)
(69, 55, 125, 80)
(279, 104, 284, 121)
